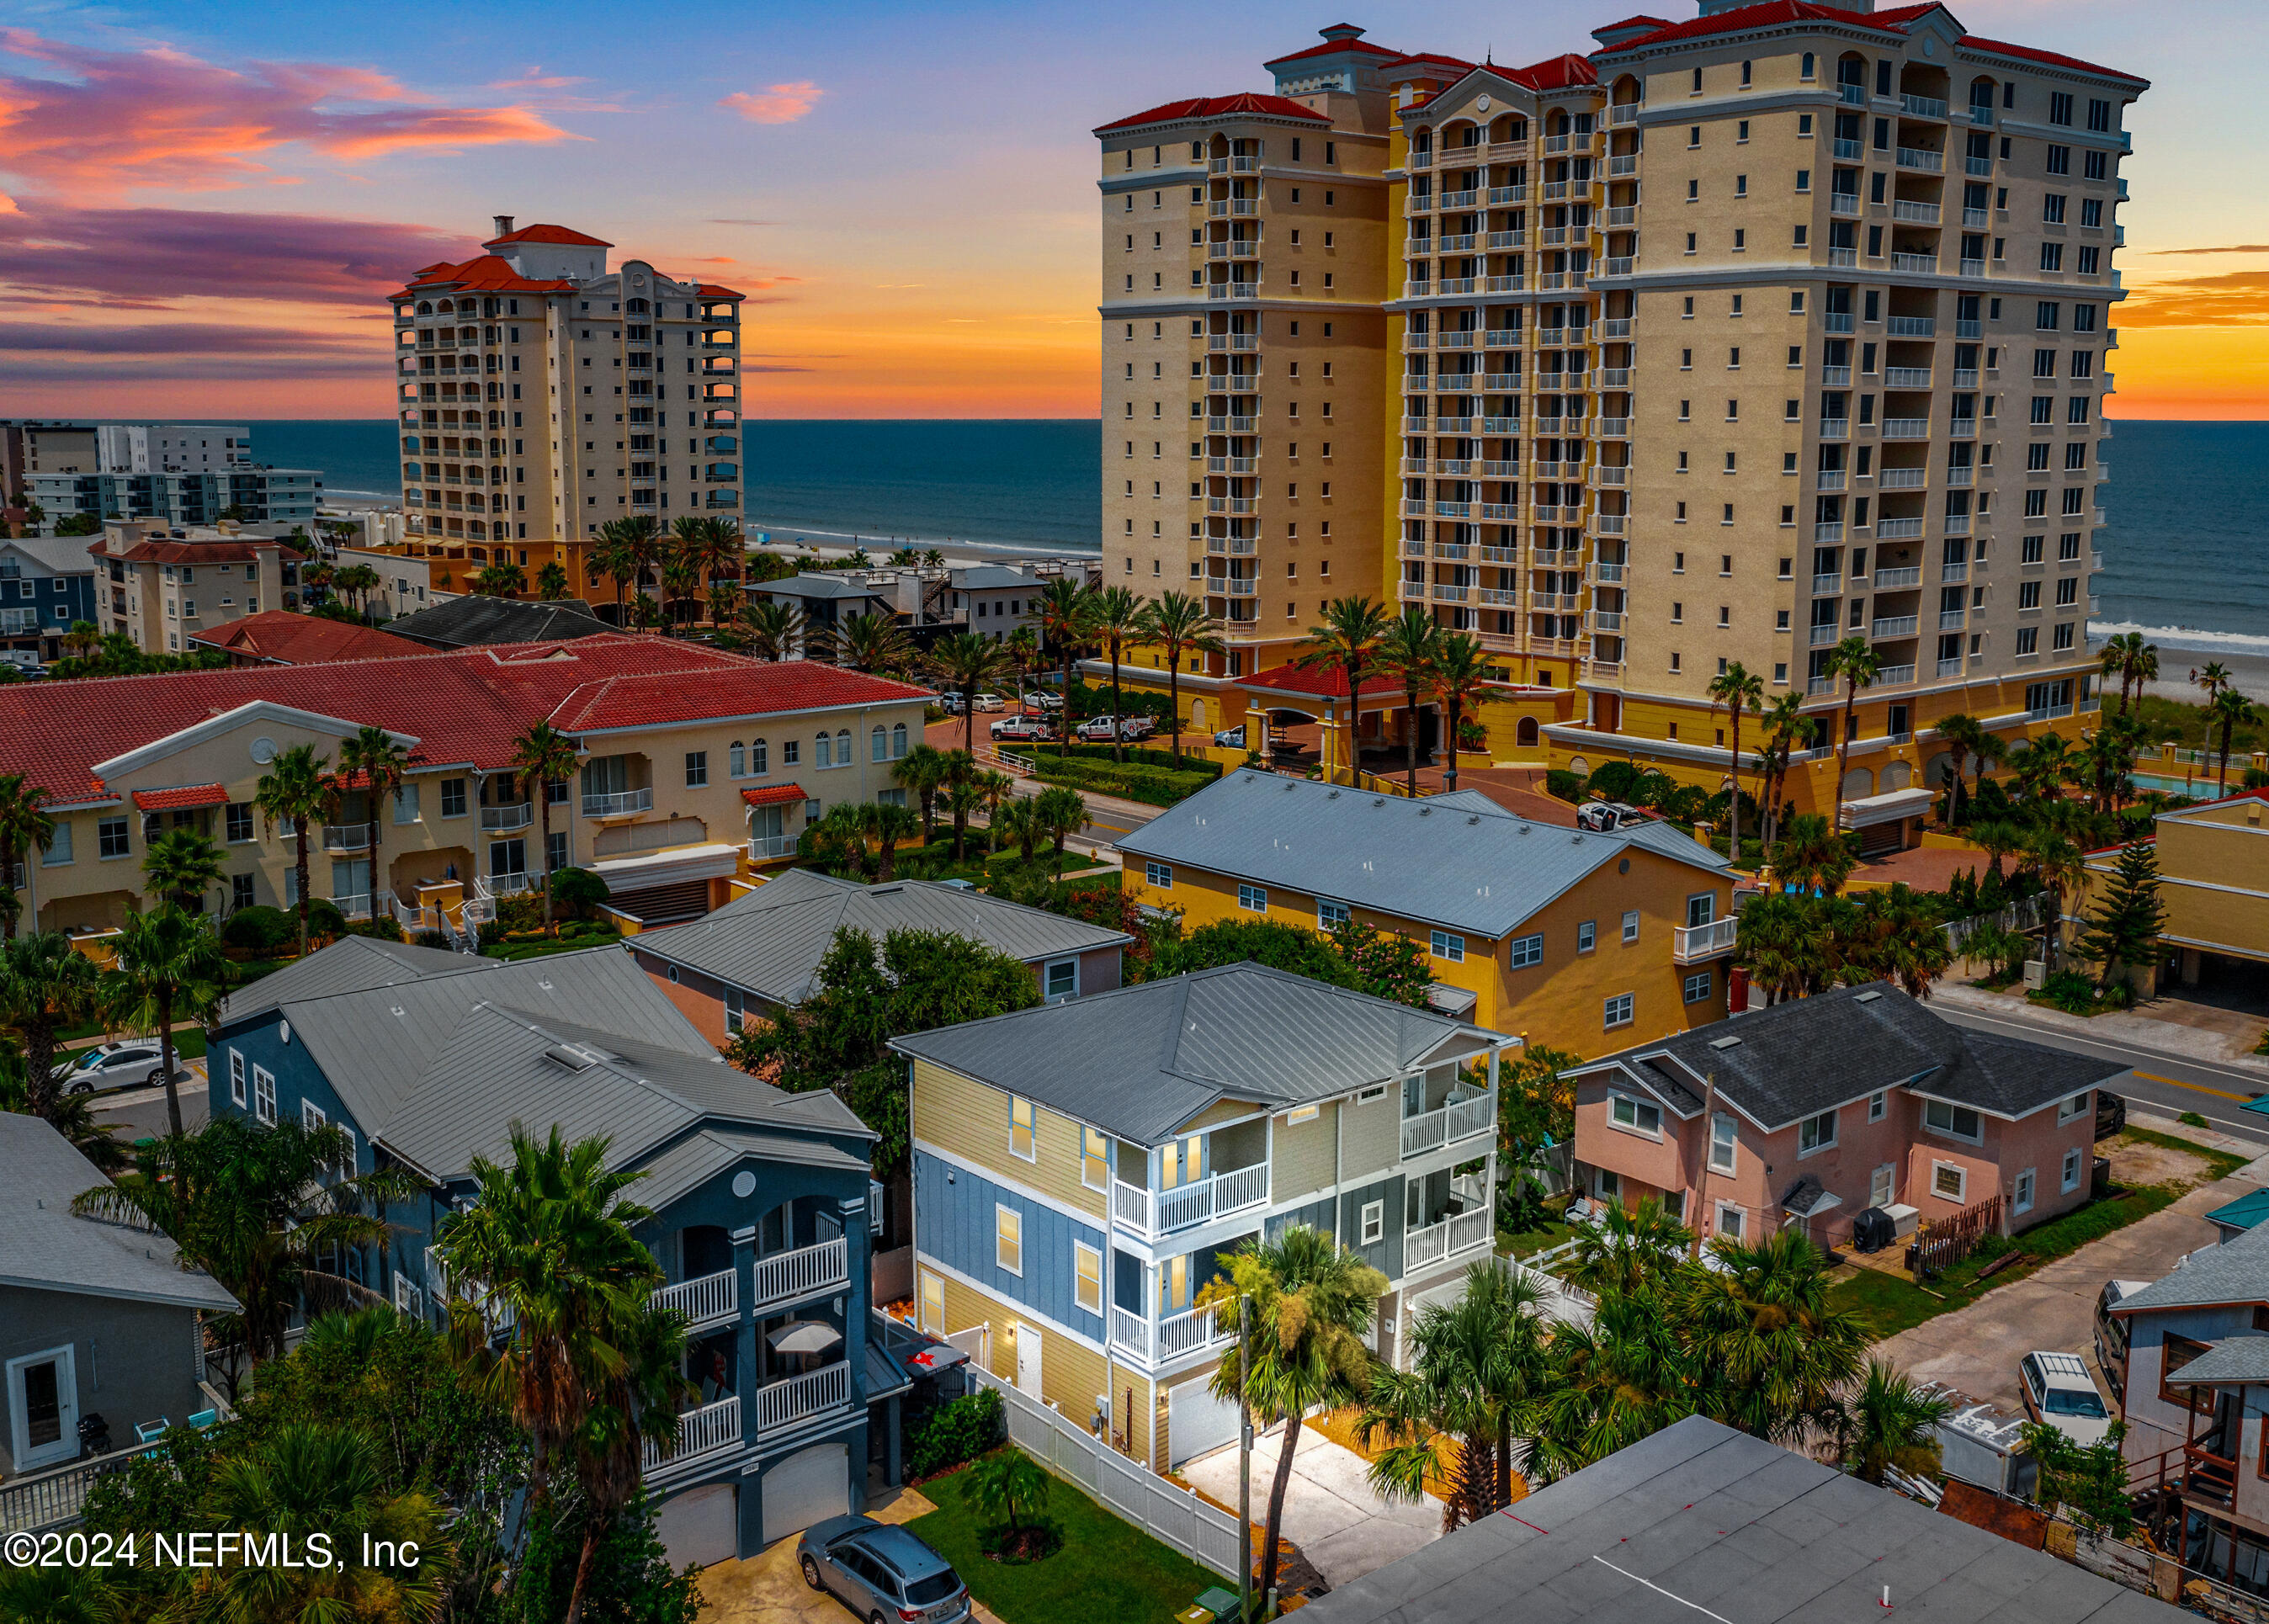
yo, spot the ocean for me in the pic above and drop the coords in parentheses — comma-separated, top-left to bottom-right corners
(241, 417, 2264, 649)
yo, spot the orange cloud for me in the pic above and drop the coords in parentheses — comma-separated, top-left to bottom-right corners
(720, 82, 822, 125)
(0, 28, 577, 194)
(2118, 269, 2269, 328)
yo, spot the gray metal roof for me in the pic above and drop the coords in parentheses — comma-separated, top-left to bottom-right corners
(222, 936, 478, 1025)
(756, 573, 889, 602)
(385, 595, 609, 650)
(636, 1127, 872, 1211)
(1579, 984, 2127, 1133)
(949, 565, 1035, 592)
(2113, 1223, 2269, 1316)
(0, 1113, 239, 1311)
(890, 962, 1511, 1144)
(0, 533, 99, 577)
(1116, 772, 1729, 939)
(2160, 1333, 2269, 1386)
(635, 868, 1129, 1004)
(1296, 1414, 2184, 1624)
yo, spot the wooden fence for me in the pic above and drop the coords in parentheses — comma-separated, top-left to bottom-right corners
(1906, 1193, 2005, 1277)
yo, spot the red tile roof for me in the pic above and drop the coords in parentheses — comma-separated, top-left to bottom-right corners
(699, 284, 747, 300)
(1586, 0, 2143, 83)
(1095, 93, 1332, 135)
(740, 783, 808, 808)
(1264, 34, 1408, 67)
(1955, 34, 2147, 88)
(1502, 52, 1600, 91)
(107, 538, 277, 565)
(0, 637, 924, 805)
(190, 612, 423, 666)
(1240, 663, 1398, 705)
(482, 223, 613, 248)
(401, 254, 575, 298)
(130, 783, 227, 812)
(1597, 13, 1672, 31)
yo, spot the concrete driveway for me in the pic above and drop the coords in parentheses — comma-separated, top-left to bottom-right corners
(693, 1485, 1007, 1624)
(1180, 1425, 1442, 1589)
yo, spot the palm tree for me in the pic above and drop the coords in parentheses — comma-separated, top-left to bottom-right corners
(705, 581, 741, 629)
(1034, 785, 1088, 864)
(60, 619, 100, 661)
(333, 562, 383, 619)
(2197, 661, 2234, 703)
(0, 930, 97, 1121)
(928, 633, 1013, 757)
(590, 521, 638, 625)
(256, 743, 339, 954)
(0, 772, 56, 940)
(1560, 1195, 1693, 1298)
(1934, 712, 1991, 826)
(1199, 1226, 1384, 1609)
(2212, 687, 2260, 797)
(1734, 891, 1826, 1006)
(661, 542, 702, 632)
(1836, 1359, 1955, 1485)
(338, 724, 412, 924)
(1771, 812, 1855, 898)
(837, 613, 914, 675)
(996, 796, 1042, 863)
(1676, 1229, 1868, 1444)
(1374, 608, 1443, 797)
(141, 825, 224, 912)
(863, 801, 921, 881)
(1299, 597, 1392, 785)
(1088, 586, 1147, 766)
(738, 597, 803, 661)
(621, 514, 664, 624)
(1357, 1261, 1550, 1531)
(1527, 1285, 1698, 1482)
(894, 743, 949, 841)
(964, 1446, 1051, 1540)
(975, 770, 1016, 852)
(537, 560, 571, 600)
(2028, 831, 2088, 971)
(2010, 730, 2074, 806)
(1852, 882, 1955, 997)
(2099, 630, 2158, 714)
(1825, 636, 1881, 834)
(511, 721, 582, 931)
(1755, 693, 1815, 852)
(1968, 817, 2025, 885)
(940, 748, 980, 861)
(1706, 661, 1765, 857)
(1429, 631, 1492, 792)
(475, 561, 527, 598)
(1037, 577, 1097, 750)
(102, 905, 226, 1138)
(2080, 711, 2144, 815)
(1134, 592, 1224, 769)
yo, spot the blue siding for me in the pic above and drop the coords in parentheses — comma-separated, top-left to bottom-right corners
(914, 1150, 1108, 1344)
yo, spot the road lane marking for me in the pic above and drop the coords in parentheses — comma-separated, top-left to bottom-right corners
(2130, 1070, 2254, 1103)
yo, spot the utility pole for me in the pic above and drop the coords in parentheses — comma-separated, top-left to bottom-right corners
(1688, 1070, 1717, 1260)
(1238, 1292, 1253, 1624)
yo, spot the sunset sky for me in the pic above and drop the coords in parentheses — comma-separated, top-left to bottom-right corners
(1, 0, 2263, 421)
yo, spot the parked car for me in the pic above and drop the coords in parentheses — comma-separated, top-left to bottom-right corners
(2017, 1350, 2113, 1447)
(1214, 723, 1249, 748)
(798, 1515, 970, 1623)
(936, 692, 967, 715)
(1022, 690, 1062, 711)
(1123, 714, 1157, 740)
(2093, 1279, 2150, 1402)
(1076, 715, 1128, 742)
(2096, 1088, 2127, 1140)
(63, 1043, 171, 1095)
(972, 693, 1005, 713)
(1576, 801, 1650, 832)
(991, 715, 1051, 742)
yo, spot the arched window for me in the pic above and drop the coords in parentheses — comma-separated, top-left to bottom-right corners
(1516, 717, 1540, 749)
(836, 729, 853, 764)
(752, 738, 768, 775)
(816, 732, 832, 768)
(416, 300, 433, 316)
(891, 723, 908, 758)
(871, 726, 888, 763)
(1802, 51, 1816, 80)
(729, 741, 746, 778)
(437, 299, 454, 313)
(627, 297, 649, 313)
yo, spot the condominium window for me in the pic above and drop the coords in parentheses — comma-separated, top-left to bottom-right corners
(1511, 932, 1544, 969)
(226, 802, 255, 842)
(684, 751, 708, 788)
(995, 1205, 1022, 1276)
(1010, 1097, 1036, 1161)
(1683, 970, 1713, 1004)
(1708, 1113, 1737, 1173)
(1145, 861, 1173, 888)
(1604, 992, 1634, 1028)
(1609, 1092, 1661, 1135)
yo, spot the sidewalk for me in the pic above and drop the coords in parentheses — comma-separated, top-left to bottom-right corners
(1933, 980, 2269, 1076)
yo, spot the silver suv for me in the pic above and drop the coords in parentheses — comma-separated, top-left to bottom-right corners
(796, 1515, 970, 1624)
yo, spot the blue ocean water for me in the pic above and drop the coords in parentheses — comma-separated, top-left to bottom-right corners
(240, 418, 2263, 645)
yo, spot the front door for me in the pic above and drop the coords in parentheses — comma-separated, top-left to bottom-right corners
(7, 1345, 77, 1472)
(1014, 1324, 1044, 1398)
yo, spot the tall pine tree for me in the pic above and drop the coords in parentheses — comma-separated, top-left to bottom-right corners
(2076, 840, 2169, 990)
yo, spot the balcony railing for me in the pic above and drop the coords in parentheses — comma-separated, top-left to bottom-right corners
(1110, 1302, 1233, 1366)
(480, 803, 534, 831)
(1401, 1083, 1495, 1159)
(1873, 565, 1923, 586)
(749, 833, 797, 860)
(752, 1237, 848, 1313)
(1405, 1208, 1493, 1271)
(321, 825, 371, 852)
(644, 1395, 740, 1473)
(756, 1359, 852, 1432)
(582, 788, 653, 817)
(654, 1266, 737, 1330)
(1673, 917, 1738, 962)
(1111, 1161, 1268, 1238)
(1894, 146, 1944, 172)
(1872, 616, 1921, 639)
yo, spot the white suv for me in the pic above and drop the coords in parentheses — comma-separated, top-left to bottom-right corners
(2018, 1350, 2112, 1447)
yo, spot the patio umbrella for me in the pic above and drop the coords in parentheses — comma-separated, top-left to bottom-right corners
(768, 1320, 843, 1356)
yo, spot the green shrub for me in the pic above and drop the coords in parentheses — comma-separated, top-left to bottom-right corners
(305, 898, 347, 939)
(339, 915, 405, 942)
(1586, 761, 1645, 803)
(549, 866, 610, 920)
(221, 904, 297, 954)
(1544, 768, 1585, 804)
(2038, 970, 2101, 1015)
(1023, 741, 1223, 778)
(1029, 755, 1215, 808)
(908, 1387, 1006, 1480)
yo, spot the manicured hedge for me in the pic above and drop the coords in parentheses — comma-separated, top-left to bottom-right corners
(1029, 755, 1216, 807)
(1034, 741, 1223, 779)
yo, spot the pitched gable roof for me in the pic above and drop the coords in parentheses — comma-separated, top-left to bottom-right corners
(190, 610, 423, 666)
(483, 223, 612, 247)
(1095, 93, 1333, 135)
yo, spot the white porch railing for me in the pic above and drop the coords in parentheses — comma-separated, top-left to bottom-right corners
(756, 1359, 851, 1432)
(654, 1266, 737, 1329)
(1405, 1207, 1495, 1271)
(1673, 917, 1739, 961)
(644, 1394, 741, 1473)
(474, 871, 539, 900)
(1110, 1302, 1233, 1365)
(1110, 1161, 1269, 1238)
(480, 803, 534, 831)
(321, 825, 370, 852)
(582, 788, 655, 817)
(751, 1237, 848, 1312)
(1400, 1084, 1496, 1158)
(748, 834, 797, 860)
(0, 1440, 170, 1533)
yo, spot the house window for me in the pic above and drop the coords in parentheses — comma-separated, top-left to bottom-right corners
(98, 818, 130, 859)
(1317, 899, 1350, 929)
(441, 778, 467, 817)
(301, 1098, 326, 1133)
(1238, 884, 1267, 912)
(730, 742, 746, 778)
(1145, 862, 1173, 888)
(2057, 1091, 2091, 1124)
(226, 802, 255, 842)
(1925, 1099, 1983, 1142)
(1074, 1242, 1103, 1315)
(1597, 1168, 1621, 1202)
(2014, 1168, 2036, 1214)
(995, 1205, 1023, 1276)
(1932, 1160, 1967, 1202)
(253, 1065, 276, 1124)
(724, 987, 747, 1035)
(1682, 970, 1712, 1003)
(1430, 930, 1465, 963)
(1044, 958, 1077, 1000)
(40, 823, 70, 866)
(2162, 1334, 2216, 1411)
(1621, 910, 1640, 944)
(2062, 1145, 2084, 1192)
(816, 733, 832, 768)
(228, 1049, 247, 1107)
(1511, 933, 1544, 969)
(1010, 1097, 1036, 1161)
(1604, 992, 1634, 1028)
(1871, 1164, 1895, 1208)
(872, 726, 889, 763)
(1868, 1091, 1886, 1122)
(1082, 1128, 1109, 1191)
(1798, 1109, 1836, 1155)
(752, 740, 770, 774)
(1577, 921, 1596, 953)
(920, 1271, 945, 1333)
(1360, 1200, 1384, 1245)
(1709, 1113, 1737, 1173)
(1609, 1092, 1661, 1136)
(1714, 1202, 1745, 1241)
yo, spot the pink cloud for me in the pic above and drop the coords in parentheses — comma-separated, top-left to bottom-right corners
(0, 28, 577, 194)
(487, 66, 588, 90)
(720, 82, 821, 125)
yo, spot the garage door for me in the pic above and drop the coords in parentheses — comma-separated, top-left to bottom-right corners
(655, 1482, 738, 1570)
(763, 1441, 850, 1546)
(1167, 1377, 1241, 1467)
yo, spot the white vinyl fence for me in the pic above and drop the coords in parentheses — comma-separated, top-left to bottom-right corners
(968, 1363, 1241, 1579)
(1942, 890, 2053, 953)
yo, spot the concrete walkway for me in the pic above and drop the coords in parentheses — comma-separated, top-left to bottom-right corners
(1180, 1425, 1442, 1589)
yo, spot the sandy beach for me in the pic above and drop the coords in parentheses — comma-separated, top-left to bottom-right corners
(2091, 632, 2269, 704)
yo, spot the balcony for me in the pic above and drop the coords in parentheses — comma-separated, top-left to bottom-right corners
(1208, 334, 1258, 351)
(752, 1236, 849, 1313)
(480, 802, 534, 832)
(1882, 418, 1931, 439)
(1888, 316, 1937, 337)
(1820, 420, 1851, 439)
(1673, 916, 1738, 962)
(1873, 565, 1923, 586)
(582, 787, 654, 817)
(749, 834, 797, 861)
(1871, 616, 1920, 640)
(1821, 365, 1853, 386)
(1937, 655, 1965, 677)
(1206, 284, 1259, 301)
(1401, 1080, 1495, 1159)
(1938, 609, 1967, 631)
(1891, 252, 1938, 273)
(1110, 1302, 1233, 1366)
(1891, 200, 1942, 225)
(321, 825, 371, 852)
(644, 1394, 740, 1475)
(1878, 663, 1918, 686)
(654, 1266, 737, 1332)
(1112, 1160, 1268, 1239)
(1834, 138, 1864, 161)
(1809, 624, 1839, 647)
(1814, 523, 1845, 544)
(1405, 1207, 1494, 1271)
(1879, 467, 1927, 488)
(1875, 519, 1925, 541)
(755, 1358, 853, 1433)
(1894, 146, 1944, 172)
(1900, 93, 1949, 119)
(1816, 470, 1847, 491)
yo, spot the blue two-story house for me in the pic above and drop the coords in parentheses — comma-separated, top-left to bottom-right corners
(209, 935, 903, 1566)
(0, 534, 98, 664)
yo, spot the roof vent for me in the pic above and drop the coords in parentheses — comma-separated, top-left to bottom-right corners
(1326, 789, 1340, 799)
(1418, 806, 1431, 816)
(544, 1043, 597, 1070)
(1855, 989, 1884, 1003)
(1708, 1034, 1743, 1050)
(871, 884, 904, 894)
(1468, 815, 1480, 825)
(1373, 797, 1386, 806)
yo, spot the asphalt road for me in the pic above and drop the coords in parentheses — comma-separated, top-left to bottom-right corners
(90, 1068, 207, 1142)
(1932, 1003, 2269, 1149)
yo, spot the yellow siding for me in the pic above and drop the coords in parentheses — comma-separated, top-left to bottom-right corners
(1181, 1097, 1269, 1133)
(1271, 1105, 1338, 1202)
(910, 1058, 1105, 1218)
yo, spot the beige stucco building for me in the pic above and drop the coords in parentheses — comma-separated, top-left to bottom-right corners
(90, 521, 308, 654)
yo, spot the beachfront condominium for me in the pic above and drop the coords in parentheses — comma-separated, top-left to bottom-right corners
(96, 425, 252, 475)
(389, 219, 745, 574)
(1097, 3, 2143, 822)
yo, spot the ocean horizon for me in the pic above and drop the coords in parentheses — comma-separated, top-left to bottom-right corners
(235, 417, 2264, 651)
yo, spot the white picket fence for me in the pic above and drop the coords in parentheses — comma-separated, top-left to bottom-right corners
(968, 1363, 1241, 1579)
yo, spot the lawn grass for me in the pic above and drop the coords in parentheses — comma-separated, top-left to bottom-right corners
(1827, 1127, 2248, 1339)
(1501, 1218, 1576, 1260)
(908, 1453, 1221, 1624)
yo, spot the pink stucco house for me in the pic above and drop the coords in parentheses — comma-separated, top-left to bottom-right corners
(1567, 984, 2123, 1250)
